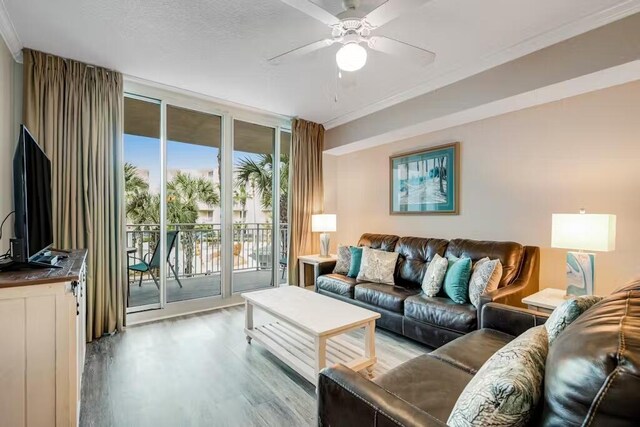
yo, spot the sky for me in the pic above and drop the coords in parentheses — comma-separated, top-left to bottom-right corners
(124, 134, 262, 191)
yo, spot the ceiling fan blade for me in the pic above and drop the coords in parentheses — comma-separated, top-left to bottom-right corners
(368, 36, 435, 65)
(279, 0, 340, 26)
(364, 0, 430, 28)
(269, 39, 334, 64)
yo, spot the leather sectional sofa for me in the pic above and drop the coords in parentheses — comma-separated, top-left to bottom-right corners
(316, 233, 540, 348)
(318, 280, 640, 426)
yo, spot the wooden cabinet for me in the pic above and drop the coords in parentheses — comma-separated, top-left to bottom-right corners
(0, 250, 87, 427)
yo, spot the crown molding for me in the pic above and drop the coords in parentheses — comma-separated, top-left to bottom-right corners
(0, 0, 22, 62)
(322, 0, 640, 129)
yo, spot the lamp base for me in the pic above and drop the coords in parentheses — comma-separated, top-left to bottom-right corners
(565, 251, 595, 296)
(319, 233, 330, 258)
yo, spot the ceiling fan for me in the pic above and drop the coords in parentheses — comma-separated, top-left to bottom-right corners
(270, 0, 435, 72)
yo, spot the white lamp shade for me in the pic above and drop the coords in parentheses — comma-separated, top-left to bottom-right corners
(312, 214, 337, 233)
(551, 213, 616, 252)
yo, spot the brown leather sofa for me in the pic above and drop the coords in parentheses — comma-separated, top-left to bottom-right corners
(318, 279, 640, 426)
(316, 233, 540, 348)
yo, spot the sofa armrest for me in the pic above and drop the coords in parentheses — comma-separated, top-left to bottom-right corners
(476, 245, 540, 327)
(318, 260, 336, 276)
(478, 280, 526, 313)
(481, 302, 549, 337)
(318, 365, 447, 427)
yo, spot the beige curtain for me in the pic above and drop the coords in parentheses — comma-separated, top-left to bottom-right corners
(23, 49, 125, 342)
(288, 118, 324, 286)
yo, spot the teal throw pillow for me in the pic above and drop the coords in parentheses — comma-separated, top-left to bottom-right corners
(347, 246, 363, 278)
(444, 256, 472, 304)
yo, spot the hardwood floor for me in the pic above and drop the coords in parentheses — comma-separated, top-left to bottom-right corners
(80, 305, 430, 427)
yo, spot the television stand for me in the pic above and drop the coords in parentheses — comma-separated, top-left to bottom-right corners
(0, 259, 62, 272)
(0, 249, 87, 426)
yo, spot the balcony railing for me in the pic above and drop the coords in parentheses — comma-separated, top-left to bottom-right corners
(126, 223, 288, 283)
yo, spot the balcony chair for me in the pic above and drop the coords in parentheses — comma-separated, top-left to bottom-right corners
(128, 230, 183, 289)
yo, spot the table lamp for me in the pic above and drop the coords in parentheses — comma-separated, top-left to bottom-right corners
(312, 214, 336, 258)
(551, 210, 616, 296)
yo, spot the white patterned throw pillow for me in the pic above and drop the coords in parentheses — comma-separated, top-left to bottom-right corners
(468, 258, 503, 308)
(421, 253, 448, 297)
(448, 325, 549, 427)
(357, 247, 398, 285)
(544, 295, 604, 345)
(333, 245, 352, 275)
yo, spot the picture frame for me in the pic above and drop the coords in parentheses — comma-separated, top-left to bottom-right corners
(389, 142, 460, 215)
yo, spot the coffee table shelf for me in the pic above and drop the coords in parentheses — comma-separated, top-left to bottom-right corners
(246, 322, 372, 385)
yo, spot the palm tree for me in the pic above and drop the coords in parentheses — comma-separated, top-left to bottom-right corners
(127, 192, 160, 225)
(125, 166, 220, 278)
(233, 186, 249, 223)
(124, 163, 155, 252)
(234, 154, 289, 223)
(124, 163, 148, 196)
(167, 172, 219, 276)
(124, 163, 150, 221)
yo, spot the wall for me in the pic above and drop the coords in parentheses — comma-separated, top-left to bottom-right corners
(324, 80, 640, 295)
(325, 13, 640, 153)
(0, 39, 20, 255)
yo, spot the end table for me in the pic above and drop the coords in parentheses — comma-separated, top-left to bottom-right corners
(297, 254, 337, 288)
(522, 288, 569, 313)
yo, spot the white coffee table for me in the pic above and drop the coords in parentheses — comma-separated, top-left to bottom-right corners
(241, 286, 381, 386)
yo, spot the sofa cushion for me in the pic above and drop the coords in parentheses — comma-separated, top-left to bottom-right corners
(541, 280, 640, 426)
(422, 253, 448, 297)
(429, 329, 515, 374)
(544, 294, 603, 345)
(347, 246, 363, 278)
(395, 236, 449, 288)
(354, 283, 420, 313)
(374, 354, 473, 423)
(404, 294, 477, 333)
(443, 256, 472, 304)
(448, 325, 549, 427)
(444, 239, 524, 288)
(357, 233, 399, 252)
(468, 258, 502, 308)
(357, 247, 399, 285)
(332, 245, 351, 275)
(316, 274, 359, 298)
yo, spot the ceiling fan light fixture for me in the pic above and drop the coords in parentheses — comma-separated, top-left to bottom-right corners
(336, 43, 367, 72)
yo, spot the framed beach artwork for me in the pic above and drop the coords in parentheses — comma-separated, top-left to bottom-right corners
(389, 142, 459, 215)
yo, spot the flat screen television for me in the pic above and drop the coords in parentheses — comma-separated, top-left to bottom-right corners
(13, 125, 53, 263)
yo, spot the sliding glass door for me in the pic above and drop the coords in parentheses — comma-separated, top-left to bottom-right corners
(231, 121, 291, 293)
(232, 120, 276, 292)
(166, 105, 223, 302)
(123, 90, 290, 316)
(279, 130, 291, 286)
(123, 95, 161, 310)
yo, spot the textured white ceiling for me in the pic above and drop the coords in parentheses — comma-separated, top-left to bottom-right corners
(3, 0, 636, 125)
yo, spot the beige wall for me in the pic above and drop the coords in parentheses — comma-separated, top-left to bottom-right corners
(324, 80, 640, 295)
(0, 40, 18, 254)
